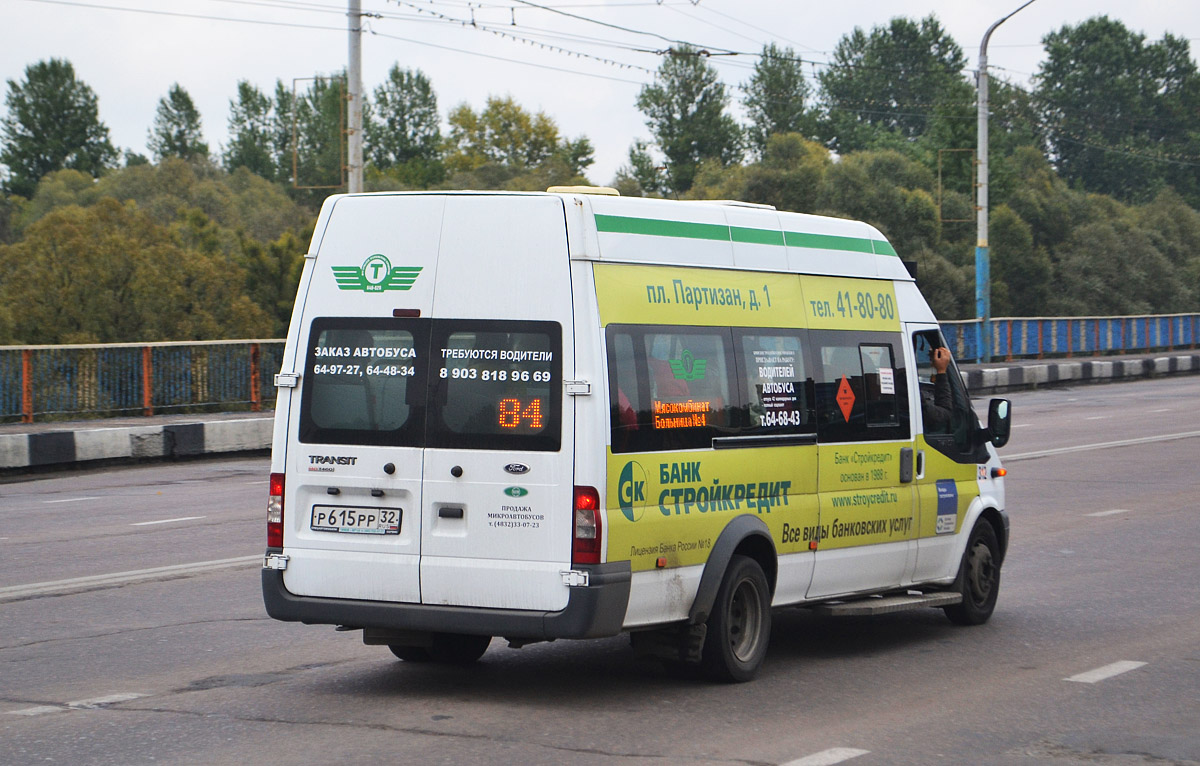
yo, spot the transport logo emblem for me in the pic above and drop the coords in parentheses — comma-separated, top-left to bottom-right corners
(617, 461, 647, 523)
(504, 487, 529, 498)
(332, 254, 422, 292)
(668, 350, 707, 381)
(504, 463, 530, 475)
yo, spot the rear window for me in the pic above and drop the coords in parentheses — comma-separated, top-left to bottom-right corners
(299, 318, 426, 446)
(428, 320, 562, 451)
(298, 318, 561, 451)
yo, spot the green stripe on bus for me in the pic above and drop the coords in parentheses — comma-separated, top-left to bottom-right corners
(594, 214, 897, 256)
(731, 226, 785, 246)
(594, 214, 729, 241)
(783, 230, 873, 254)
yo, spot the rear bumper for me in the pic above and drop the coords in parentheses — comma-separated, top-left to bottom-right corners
(262, 560, 631, 640)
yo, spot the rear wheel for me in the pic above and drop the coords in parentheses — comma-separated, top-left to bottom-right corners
(700, 555, 771, 683)
(944, 520, 1001, 626)
(427, 633, 492, 664)
(388, 645, 432, 662)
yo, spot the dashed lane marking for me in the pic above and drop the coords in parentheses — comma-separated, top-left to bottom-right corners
(782, 748, 870, 766)
(0, 555, 261, 602)
(67, 693, 148, 708)
(1084, 509, 1131, 517)
(1005, 430, 1200, 461)
(1065, 661, 1147, 683)
(8, 693, 147, 717)
(41, 496, 101, 504)
(8, 706, 64, 717)
(131, 516, 206, 526)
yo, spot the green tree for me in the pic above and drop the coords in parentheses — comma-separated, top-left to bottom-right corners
(1, 58, 117, 198)
(615, 139, 666, 196)
(819, 149, 941, 257)
(0, 198, 272, 343)
(367, 66, 441, 170)
(636, 45, 743, 193)
(223, 80, 276, 179)
(817, 16, 971, 155)
(444, 96, 561, 172)
(1035, 16, 1200, 204)
(148, 83, 209, 162)
(274, 75, 345, 192)
(990, 204, 1052, 316)
(742, 44, 815, 157)
(239, 228, 307, 336)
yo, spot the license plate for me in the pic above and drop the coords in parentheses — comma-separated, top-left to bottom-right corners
(311, 505, 401, 535)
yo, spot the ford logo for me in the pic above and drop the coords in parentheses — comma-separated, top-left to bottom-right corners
(504, 463, 530, 475)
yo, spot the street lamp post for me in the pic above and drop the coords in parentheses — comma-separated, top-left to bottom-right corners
(977, 0, 1037, 362)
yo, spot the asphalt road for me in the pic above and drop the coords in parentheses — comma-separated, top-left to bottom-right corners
(1, 377, 1198, 766)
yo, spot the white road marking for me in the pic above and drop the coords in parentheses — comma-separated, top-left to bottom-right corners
(1065, 661, 1147, 683)
(782, 749, 870, 766)
(1150, 408, 1172, 413)
(131, 516, 206, 526)
(1013, 423, 1033, 428)
(7, 706, 65, 716)
(1085, 509, 1130, 517)
(42, 496, 101, 504)
(67, 693, 147, 708)
(1005, 430, 1200, 461)
(7, 693, 147, 717)
(0, 555, 261, 603)
(1085, 416, 1108, 420)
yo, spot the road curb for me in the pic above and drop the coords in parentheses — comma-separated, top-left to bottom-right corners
(0, 416, 272, 472)
(963, 352, 1200, 395)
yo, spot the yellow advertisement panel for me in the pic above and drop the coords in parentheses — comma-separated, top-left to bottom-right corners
(594, 263, 804, 328)
(802, 275, 899, 332)
(815, 442, 915, 549)
(607, 446, 819, 572)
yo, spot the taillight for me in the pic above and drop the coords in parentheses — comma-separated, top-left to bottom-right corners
(267, 472, 284, 548)
(572, 485, 601, 564)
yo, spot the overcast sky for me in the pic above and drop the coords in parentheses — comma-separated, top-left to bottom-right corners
(3, 0, 1197, 185)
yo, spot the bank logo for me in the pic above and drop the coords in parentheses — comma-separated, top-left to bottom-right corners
(332, 254, 422, 292)
(618, 461, 647, 523)
(669, 350, 707, 381)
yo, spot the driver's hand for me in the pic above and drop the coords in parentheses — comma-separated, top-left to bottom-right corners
(932, 346, 950, 374)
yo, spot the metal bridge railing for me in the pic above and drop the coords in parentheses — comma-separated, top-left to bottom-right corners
(3, 314, 1199, 423)
(941, 314, 1200, 364)
(0, 340, 285, 423)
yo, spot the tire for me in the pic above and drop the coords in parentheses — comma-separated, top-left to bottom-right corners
(388, 645, 432, 662)
(700, 555, 772, 683)
(944, 520, 1001, 626)
(427, 633, 491, 665)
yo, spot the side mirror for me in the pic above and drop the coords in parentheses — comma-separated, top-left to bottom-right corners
(987, 398, 1012, 448)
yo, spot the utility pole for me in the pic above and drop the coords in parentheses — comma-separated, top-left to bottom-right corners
(347, 0, 364, 193)
(976, 0, 1037, 362)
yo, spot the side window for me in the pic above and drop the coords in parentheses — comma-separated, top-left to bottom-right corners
(913, 329, 979, 460)
(812, 331, 909, 443)
(607, 325, 736, 453)
(735, 330, 814, 434)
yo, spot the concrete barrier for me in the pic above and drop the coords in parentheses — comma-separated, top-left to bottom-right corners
(0, 415, 274, 472)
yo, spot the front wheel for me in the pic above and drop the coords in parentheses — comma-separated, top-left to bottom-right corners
(700, 555, 771, 683)
(943, 520, 1001, 626)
